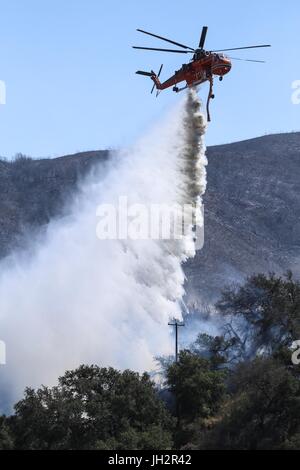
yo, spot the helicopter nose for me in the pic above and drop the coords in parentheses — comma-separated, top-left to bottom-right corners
(212, 58, 232, 76)
(220, 57, 232, 73)
(220, 55, 231, 66)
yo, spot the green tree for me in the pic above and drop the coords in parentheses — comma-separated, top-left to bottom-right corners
(166, 351, 226, 422)
(199, 357, 300, 449)
(0, 416, 14, 449)
(191, 332, 242, 368)
(173, 273, 300, 449)
(11, 365, 174, 450)
(217, 272, 300, 358)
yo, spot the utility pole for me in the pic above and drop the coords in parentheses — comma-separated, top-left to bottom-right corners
(168, 319, 185, 362)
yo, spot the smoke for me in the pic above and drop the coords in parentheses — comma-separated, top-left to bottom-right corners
(0, 90, 207, 411)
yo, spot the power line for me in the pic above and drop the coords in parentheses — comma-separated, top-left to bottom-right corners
(168, 319, 185, 362)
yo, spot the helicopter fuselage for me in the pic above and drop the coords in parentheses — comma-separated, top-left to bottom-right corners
(156, 53, 232, 91)
(134, 25, 270, 120)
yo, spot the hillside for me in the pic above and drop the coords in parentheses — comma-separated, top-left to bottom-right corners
(1, 132, 300, 302)
(0, 151, 109, 258)
(185, 132, 300, 302)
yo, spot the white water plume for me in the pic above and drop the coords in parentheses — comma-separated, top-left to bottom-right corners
(0, 90, 207, 411)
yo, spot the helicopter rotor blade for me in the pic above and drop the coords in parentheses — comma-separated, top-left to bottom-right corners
(157, 64, 163, 77)
(211, 44, 271, 52)
(136, 28, 195, 51)
(198, 26, 208, 49)
(132, 46, 192, 53)
(229, 56, 266, 63)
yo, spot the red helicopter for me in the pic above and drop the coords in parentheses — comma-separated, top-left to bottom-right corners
(133, 26, 270, 121)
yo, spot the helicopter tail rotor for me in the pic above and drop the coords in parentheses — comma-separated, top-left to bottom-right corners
(151, 64, 163, 94)
(136, 64, 163, 96)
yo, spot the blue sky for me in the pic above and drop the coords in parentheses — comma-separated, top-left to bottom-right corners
(0, 0, 299, 158)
